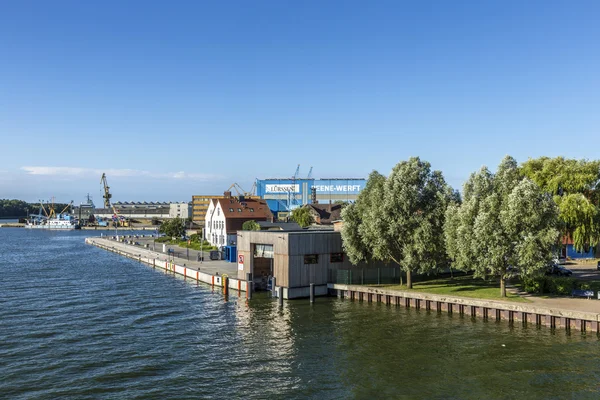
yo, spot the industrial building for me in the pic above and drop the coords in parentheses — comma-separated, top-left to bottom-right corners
(94, 202, 183, 219)
(191, 195, 225, 225)
(256, 177, 366, 219)
(169, 202, 192, 219)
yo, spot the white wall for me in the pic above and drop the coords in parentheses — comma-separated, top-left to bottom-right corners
(169, 202, 191, 219)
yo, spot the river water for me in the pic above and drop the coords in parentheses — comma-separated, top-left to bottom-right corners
(1, 229, 599, 399)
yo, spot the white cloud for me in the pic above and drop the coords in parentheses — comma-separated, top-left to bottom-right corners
(20, 166, 220, 181)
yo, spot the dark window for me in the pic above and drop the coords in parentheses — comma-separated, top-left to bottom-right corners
(304, 254, 318, 264)
(330, 253, 343, 263)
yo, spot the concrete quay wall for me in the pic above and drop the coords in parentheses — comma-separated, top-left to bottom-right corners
(329, 284, 600, 334)
(85, 238, 248, 294)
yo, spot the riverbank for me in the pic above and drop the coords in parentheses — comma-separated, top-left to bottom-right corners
(0, 223, 25, 228)
(89, 235, 600, 334)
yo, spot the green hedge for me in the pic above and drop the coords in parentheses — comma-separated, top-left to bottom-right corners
(520, 276, 592, 295)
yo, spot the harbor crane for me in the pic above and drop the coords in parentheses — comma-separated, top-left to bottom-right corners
(226, 182, 256, 197)
(100, 173, 112, 208)
(100, 173, 128, 227)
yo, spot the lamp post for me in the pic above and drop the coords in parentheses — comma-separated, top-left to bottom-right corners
(201, 227, 204, 263)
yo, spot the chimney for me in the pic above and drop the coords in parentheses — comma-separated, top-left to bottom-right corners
(224, 191, 232, 198)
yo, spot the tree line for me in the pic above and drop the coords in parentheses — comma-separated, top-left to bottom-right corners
(341, 156, 600, 296)
(0, 199, 71, 218)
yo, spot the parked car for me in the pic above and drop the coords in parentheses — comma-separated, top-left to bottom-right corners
(545, 264, 573, 277)
(553, 257, 567, 265)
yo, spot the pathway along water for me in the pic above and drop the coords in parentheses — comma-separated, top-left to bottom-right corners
(1, 229, 599, 399)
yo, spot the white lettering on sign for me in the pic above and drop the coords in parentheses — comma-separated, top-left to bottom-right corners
(265, 184, 300, 193)
(311, 185, 362, 193)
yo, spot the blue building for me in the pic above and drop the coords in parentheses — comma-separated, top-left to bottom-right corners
(256, 178, 366, 218)
(562, 238, 597, 259)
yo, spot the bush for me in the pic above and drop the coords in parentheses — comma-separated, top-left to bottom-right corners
(520, 276, 580, 295)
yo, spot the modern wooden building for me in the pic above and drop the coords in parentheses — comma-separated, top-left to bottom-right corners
(237, 230, 374, 299)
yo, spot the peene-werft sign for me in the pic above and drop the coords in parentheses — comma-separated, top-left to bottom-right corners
(265, 183, 363, 194)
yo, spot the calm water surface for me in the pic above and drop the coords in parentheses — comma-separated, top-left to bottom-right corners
(1, 229, 599, 399)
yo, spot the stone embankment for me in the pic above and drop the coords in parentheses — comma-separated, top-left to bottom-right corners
(329, 284, 600, 334)
(86, 237, 248, 295)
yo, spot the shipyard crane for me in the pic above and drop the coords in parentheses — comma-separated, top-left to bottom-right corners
(226, 182, 256, 198)
(307, 166, 313, 179)
(293, 164, 300, 180)
(100, 173, 112, 208)
(289, 164, 301, 209)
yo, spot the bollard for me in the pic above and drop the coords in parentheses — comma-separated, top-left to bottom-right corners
(223, 276, 229, 296)
(310, 283, 315, 303)
(246, 273, 253, 300)
(271, 276, 277, 297)
(278, 286, 283, 306)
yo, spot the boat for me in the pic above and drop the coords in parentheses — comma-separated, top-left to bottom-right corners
(25, 200, 79, 230)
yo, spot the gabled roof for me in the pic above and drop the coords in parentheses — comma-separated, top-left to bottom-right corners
(306, 203, 343, 225)
(217, 197, 273, 220)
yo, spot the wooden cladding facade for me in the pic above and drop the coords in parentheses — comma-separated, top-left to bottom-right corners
(237, 230, 360, 289)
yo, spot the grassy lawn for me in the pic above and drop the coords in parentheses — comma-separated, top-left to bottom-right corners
(381, 275, 530, 303)
(154, 237, 216, 251)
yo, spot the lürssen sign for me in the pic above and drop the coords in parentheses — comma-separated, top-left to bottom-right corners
(265, 184, 300, 193)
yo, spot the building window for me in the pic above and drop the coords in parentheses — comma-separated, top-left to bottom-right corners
(229, 208, 234, 212)
(249, 208, 254, 212)
(330, 253, 344, 263)
(217, 208, 220, 216)
(304, 254, 318, 264)
(238, 208, 242, 212)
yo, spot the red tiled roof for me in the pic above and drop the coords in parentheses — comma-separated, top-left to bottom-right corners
(216, 197, 273, 233)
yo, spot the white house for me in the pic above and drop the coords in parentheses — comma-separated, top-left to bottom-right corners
(205, 199, 228, 247)
(204, 192, 273, 247)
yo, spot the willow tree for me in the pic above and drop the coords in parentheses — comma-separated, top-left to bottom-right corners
(522, 157, 600, 252)
(342, 158, 452, 288)
(341, 171, 385, 265)
(446, 156, 560, 297)
(291, 207, 314, 227)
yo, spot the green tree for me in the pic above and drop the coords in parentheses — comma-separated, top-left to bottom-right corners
(159, 217, 185, 238)
(521, 157, 600, 252)
(291, 207, 314, 227)
(242, 220, 261, 231)
(342, 158, 453, 288)
(446, 156, 560, 297)
(341, 171, 386, 265)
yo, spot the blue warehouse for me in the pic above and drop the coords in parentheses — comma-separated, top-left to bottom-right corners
(256, 177, 366, 218)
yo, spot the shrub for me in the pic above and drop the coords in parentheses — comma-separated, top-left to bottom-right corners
(520, 276, 579, 295)
(521, 276, 543, 294)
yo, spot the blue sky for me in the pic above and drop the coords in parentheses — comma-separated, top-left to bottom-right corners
(1, 1, 599, 203)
